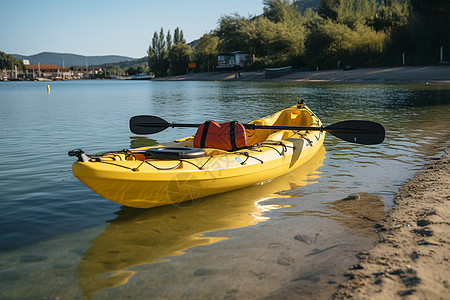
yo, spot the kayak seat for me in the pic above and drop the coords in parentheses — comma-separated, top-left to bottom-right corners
(246, 109, 313, 144)
(272, 109, 313, 127)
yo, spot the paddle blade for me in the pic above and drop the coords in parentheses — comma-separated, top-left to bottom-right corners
(130, 115, 171, 134)
(324, 120, 385, 145)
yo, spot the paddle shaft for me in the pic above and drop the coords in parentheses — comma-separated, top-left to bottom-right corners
(141, 122, 378, 134)
(130, 115, 385, 144)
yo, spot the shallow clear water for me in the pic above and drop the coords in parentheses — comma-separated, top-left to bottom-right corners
(0, 80, 449, 299)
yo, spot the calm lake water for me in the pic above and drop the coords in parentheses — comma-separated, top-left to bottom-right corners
(1, 80, 449, 299)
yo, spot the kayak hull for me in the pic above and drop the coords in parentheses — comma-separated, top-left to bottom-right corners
(72, 104, 325, 208)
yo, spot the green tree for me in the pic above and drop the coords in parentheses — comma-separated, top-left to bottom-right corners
(148, 28, 169, 76)
(368, 0, 410, 32)
(318, 0, 339, 19)
(406, 0, 450, 63)
(0, 51, 25, 71)
(335, 0, 377, 29)
(264, 0, 302, 23)
(127, 63, 149, 75)
(106, 65, 125, 76)
(193, 33, 219, 72)
(302, 7, 322, 28)
(247, 17, 305, 60)
(145, 0, 446, 72)
(173, 27, 185, 44)
(305, 19, 387, 68)
(148, 27, 191, 76)
(127, 67, 138, 75)
(166, 30, 173, 51)
(245, 1, 307, 68)
(294, 0, 321, 13)
(168, 43, 192, 75)
(216, 14, 252, 53)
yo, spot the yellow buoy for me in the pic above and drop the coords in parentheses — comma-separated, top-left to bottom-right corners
(47, 85, 50, 93)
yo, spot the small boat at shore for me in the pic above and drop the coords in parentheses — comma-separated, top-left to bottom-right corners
(69, 103, 384, 208)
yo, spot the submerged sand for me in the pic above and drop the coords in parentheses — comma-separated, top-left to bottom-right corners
(334, 149, 450, 299)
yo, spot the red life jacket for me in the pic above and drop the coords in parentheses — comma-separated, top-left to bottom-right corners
(193, 121, 248, 151)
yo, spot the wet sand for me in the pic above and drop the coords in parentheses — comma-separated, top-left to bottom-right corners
(334, 149, 450, 299)
(153, 66, 450, 84)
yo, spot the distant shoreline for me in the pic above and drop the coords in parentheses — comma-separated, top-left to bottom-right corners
(3, 66, 449, 84)
(153, 66, 450, 85)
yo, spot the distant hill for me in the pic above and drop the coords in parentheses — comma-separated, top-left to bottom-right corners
(100, 56, 147, 69)
(12, 52, 137, 67)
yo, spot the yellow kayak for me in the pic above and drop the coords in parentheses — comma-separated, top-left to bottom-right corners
(70, 103, 325, 208)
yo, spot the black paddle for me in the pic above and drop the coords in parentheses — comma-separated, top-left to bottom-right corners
(130, 115, 385, 145)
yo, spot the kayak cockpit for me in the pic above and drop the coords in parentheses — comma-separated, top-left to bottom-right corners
(246, 106, 318, 145)
(69, 105, 320, 163)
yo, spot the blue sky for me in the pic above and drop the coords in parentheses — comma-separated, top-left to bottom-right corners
(2, 0, 264, 58)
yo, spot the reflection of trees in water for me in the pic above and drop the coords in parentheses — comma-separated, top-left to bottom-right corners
(384, 89, 450, 108)
(129, 136, 158, 149)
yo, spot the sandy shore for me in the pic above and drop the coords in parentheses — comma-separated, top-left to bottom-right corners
(153, 66, 450, 84)
(334, 149, 450, 299)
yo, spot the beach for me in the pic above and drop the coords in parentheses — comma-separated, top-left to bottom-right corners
(335, 149, 450, 299)
(153, 66, 450, 85)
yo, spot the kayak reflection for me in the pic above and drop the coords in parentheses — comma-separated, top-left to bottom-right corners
(77, 147, 325, 299)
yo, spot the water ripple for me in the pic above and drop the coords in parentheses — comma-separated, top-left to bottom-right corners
(0, 81, 449, 253)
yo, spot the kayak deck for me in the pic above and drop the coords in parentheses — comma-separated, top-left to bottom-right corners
(72, 104, 325, 208)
